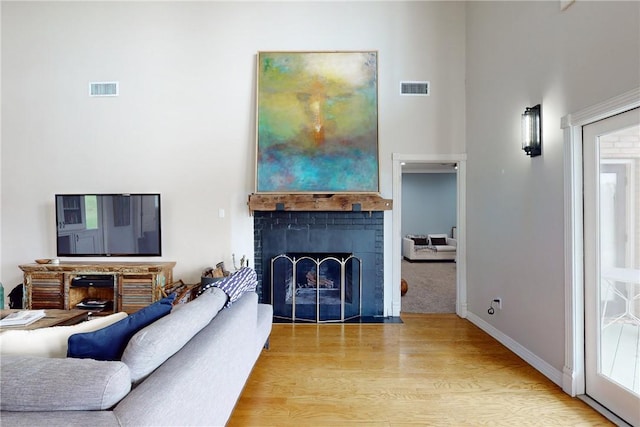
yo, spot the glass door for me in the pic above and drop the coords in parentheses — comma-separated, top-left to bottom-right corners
(583, 108, 640, 426)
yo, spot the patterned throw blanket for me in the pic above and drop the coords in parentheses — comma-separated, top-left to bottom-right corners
(196, 267, 258, 307)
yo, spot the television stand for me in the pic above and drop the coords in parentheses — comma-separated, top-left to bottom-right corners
(19, 261, 175, 314)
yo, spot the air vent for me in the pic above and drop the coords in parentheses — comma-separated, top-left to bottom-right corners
(89, 82, 119, 97)
(400, 81, 430, 96)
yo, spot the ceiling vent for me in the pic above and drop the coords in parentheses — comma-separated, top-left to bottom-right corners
(89, 82, 119, 97)
(400, 81, 430, 96)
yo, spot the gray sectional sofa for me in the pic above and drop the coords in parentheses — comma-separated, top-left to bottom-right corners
(0, 287, 273, 426)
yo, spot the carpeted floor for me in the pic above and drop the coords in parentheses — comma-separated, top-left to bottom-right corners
(400, 259, 456, 313)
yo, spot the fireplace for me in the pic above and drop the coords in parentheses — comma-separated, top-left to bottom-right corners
(253, 210, 384, 321)
(271, 252, 362, 322)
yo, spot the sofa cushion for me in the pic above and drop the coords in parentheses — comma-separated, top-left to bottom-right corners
(411, 237, 429, 245)
(0, 312, 127, 358)
(430, 237, 447, 245)
(0, 355, 131, 411)
(122, 288, 228, 383)
(432, 245, 456, 252)
(67, 294, 175, 361)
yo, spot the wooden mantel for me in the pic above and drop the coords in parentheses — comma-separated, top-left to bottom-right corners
(248, 193, 392, 213)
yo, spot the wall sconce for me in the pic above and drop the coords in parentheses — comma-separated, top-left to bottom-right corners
(521, 104, 542, 157)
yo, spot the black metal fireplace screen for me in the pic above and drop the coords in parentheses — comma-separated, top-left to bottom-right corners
(271, 253, 362, 322)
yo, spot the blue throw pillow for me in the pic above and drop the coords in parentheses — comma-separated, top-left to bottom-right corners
(67, 294, 176, 361)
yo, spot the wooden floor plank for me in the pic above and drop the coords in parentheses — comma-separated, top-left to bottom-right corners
(229, 314, 612, 426)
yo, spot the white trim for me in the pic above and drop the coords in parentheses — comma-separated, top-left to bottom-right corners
(561, 88, 640, 129)
(561, 87, 640, 397)
(467, 312, 564, 386)
(391, 157, 403, 316)
(562, 123, 585, 396)
(456, 160, 467, 317)
(577, 395, 635, 427)
(391, 153, 467, 318)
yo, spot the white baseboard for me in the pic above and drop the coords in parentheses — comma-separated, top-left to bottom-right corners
(456, 301, 468, 318)
(577, 395, 633, 427)
(466, 312, 564, 387)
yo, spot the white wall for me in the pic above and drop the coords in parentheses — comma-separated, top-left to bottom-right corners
(401, 172, 456, 237)
(465, 1, 640, 374)
(0, 1, 466, 312)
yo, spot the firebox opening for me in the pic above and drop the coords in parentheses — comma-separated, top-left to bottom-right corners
(271, 252, 362, 323)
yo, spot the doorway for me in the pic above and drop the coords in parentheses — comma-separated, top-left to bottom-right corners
(583, 108, 639, 426)
(400, 166, 457, 313)
(391, 154, 467, 318)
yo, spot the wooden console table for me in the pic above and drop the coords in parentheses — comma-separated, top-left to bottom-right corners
(19, 261, 175, 314)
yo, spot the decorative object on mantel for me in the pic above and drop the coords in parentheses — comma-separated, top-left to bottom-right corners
(255, 51, 379, 193)
(248, 193, 392, 213)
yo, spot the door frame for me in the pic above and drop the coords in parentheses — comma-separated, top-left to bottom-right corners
(561, 87, 640, 398)
(391, 153, 467, 317)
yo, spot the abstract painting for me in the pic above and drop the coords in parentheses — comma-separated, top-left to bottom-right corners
(256, 51, 379, 193)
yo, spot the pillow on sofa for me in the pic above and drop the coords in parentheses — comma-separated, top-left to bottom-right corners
(430, 237, 447, 245)
(0, 355, 131, 411)
(122, 287, 228, 383)
(196, 266, 257, 307)
(67, 294, 175, 361)
(411, 237, 429, 245)
(0, 312, 128, 358)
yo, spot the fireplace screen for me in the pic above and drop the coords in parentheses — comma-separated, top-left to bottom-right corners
(271, 253, 362, 322)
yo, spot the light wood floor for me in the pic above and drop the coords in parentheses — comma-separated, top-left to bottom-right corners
(228, 314, 613, 426)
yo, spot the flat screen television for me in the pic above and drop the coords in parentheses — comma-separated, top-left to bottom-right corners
(55, 193, 161, 257)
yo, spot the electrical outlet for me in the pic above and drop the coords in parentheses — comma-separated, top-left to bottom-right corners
(494, 298, 502, 310)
